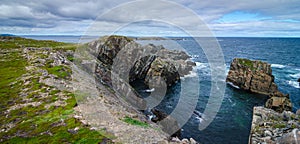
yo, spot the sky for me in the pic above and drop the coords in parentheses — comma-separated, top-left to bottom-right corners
(1, 0, 300, 37)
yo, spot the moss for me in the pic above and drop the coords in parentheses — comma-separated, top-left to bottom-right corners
(237, 58, 255, 70)
(123, 116, 149, 128)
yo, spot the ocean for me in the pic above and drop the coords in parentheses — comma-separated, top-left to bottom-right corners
(25, 36, 300, 144)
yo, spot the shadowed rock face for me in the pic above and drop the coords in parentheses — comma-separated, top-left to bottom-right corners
(90, 35, 195, 87)
(226, 58, 291, 112)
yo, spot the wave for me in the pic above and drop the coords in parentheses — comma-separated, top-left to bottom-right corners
(227, 82, 240, 89)
(181, 62, 208, 79)
(195, 62, 209, 70)
(271, 64, 286, 69)
(144, 88, 155, 92)
(288, 80, 300, 89)
(193, 110, 205, 123)
(290, 72, 300, 79)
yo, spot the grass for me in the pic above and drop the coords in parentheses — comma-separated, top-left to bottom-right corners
(273, 123, 286, 128)
(46, 65, 71, 79)
(0, 36, 77, 50)
(123, 116, 149, 128)
(0, 36, 112, 143)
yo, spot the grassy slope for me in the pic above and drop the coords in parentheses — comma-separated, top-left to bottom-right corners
(0, 36, 111, 143)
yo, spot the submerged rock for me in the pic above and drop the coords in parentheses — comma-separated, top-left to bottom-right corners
(226, 58, 291, 112)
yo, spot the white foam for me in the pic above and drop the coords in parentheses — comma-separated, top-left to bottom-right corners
(290, 72, 300, 79)
(227, 82, 240, 89)
(288, 80, 300, 89)
(195, 62, 209, 70)
(271, 64, 286, 68)
(145, 88, 155, 92)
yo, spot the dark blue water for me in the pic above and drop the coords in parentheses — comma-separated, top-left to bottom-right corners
(138, 37, 300, 144)
(26, 36, 300, 144)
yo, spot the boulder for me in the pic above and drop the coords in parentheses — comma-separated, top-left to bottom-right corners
(265, 94, 292, 112)
(298, 78, 300, 83)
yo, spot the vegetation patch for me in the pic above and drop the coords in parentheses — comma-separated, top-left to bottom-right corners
(46, 65, 71, 79)
(123, 116, 149, 128)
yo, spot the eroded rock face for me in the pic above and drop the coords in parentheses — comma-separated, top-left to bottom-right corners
(90, 35, 194, 87)
(226, 58, 276, 95)
(226, 58, 291, 112)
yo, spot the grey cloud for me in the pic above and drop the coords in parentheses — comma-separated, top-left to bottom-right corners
(0, 0, 300, 36)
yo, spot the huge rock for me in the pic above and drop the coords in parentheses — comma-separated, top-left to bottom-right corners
(226, 58, 276, 95)
(226, 58, 291, 112)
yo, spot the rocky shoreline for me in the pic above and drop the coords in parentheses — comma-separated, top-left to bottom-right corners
(76, 35, 198, 143)
(226, 58, 299, 143)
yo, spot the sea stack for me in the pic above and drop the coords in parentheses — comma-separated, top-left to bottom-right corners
(226, 58, 291, 112)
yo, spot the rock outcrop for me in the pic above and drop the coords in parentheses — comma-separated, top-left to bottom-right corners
(227, 58, 276, 95)
(89, 35, 195, 87)
(249, 107, 300, 144)
(226, 58, 291, 112)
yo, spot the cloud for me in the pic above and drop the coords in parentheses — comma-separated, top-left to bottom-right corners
(0, 0, 299, 36)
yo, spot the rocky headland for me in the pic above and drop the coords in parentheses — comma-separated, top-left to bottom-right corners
(226, 58, 299, 143)
(0, 36, 198, 144)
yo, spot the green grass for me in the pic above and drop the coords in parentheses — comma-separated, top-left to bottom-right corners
(46, 65, 71, 79)
(0, 36, 112, 143)
(123, 116, 149, 128)
(0, 36, 76, 50)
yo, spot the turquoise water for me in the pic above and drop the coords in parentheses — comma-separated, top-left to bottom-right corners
(25, 36, 300, 143)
